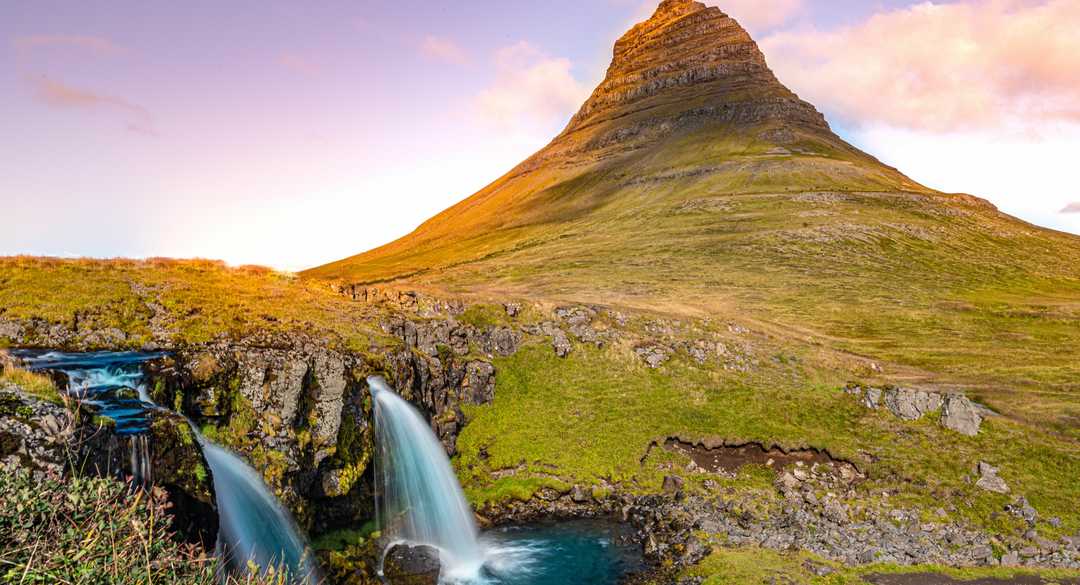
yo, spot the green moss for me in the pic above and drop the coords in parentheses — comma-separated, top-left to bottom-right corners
(311, 521, 377, 551)
(0, 257, 385, 346)
(323, 409, 373, 497)
(465, 476, 568, 508)
(459, 304, 506, 329)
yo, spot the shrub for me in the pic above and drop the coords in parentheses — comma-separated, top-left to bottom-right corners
(0, 466, 292, 584)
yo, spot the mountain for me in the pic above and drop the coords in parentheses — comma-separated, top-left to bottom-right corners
(306, 0, 927, 287)
(4, 2, 1080, 580)
(306, 0, 1080, 428)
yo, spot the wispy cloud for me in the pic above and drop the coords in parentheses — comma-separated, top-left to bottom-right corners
(13, 34, 127, 56)
(475, 41, 588, 131)
(420, 35, 469, 66)
(762, 0, 1080, 132)
(1062, 202, 1080, 214)
(28, 76, 156, 135)
(278, 52, 320, 76)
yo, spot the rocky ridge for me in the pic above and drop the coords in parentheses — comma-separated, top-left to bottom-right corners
(519, 0, 839, 171)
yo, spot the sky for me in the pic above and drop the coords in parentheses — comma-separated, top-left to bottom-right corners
(3, 0, 1079, 270)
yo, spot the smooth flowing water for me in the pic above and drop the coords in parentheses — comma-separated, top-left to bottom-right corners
(369, 376, 644, 585)
(370, 376, 486, 576)
(15, 350, 318, 583)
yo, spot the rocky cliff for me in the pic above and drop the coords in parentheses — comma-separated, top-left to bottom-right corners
(537, 0, 833, 167)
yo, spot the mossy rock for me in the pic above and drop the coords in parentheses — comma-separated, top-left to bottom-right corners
(132, 412, 219, 547)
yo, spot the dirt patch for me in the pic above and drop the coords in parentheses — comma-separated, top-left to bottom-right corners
(864, 573, 1080, 585)
(642, 436, 856, 474)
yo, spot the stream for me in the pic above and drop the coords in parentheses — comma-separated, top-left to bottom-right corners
(15, 351, 644, 585)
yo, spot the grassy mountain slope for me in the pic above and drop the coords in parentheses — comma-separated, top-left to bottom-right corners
(305, 1, 1080, 434)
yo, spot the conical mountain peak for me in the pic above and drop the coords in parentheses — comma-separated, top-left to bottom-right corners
(307, 0, 932, 285)
(534, 0, 833, 168)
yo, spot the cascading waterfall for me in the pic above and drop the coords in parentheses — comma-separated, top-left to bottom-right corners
(200, 439, 319, 582)
(16, 351, 318, 584)
(369, 376, 487, 579)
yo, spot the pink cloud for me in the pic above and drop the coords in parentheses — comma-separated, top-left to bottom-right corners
(761, 0, 1080, 132)
(13, 35, 127, 56)
(28, 76, 156, 135)
(1062, 202, 1080, 213)
(278, 53, 320, 76)
(475, 42, 589, 131)
(711, 0, 804, 32)
(420, 35, 469, 66)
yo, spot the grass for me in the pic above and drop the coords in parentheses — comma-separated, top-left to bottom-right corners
(454, 340, 1080, 539)
(299, 117, 1080, 442)
(0, 256, 384, 348)
(0, 364, 62, 404)
(676, 547, 1080, 585)
(0, 465, 290, 584)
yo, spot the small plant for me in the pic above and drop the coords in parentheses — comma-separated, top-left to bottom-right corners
(0, 465, 293, 584)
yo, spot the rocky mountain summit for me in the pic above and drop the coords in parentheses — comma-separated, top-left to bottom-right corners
(545, 0, 832, 164)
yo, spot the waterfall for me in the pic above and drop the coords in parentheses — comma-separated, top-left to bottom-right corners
(369, 376, 486, 580)
(16, 350, 318, 584)
(200, 439, 319, 583)
(129, 433, 152, 486)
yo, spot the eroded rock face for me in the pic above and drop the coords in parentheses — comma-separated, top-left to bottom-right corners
(138, 314, 507, 534)
(0, 385, 70, 481)
(531, 0, 831, 165)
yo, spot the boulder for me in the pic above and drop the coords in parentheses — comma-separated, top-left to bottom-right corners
(941, 394, 983, 436)
(863, 387, 883, 410)
(383, 544, 441, 585)
(975, 462, 1009, 494)
(663, 474, 685, 494)
(636, 344, 671, 368)
(551, 329, 572, 358)
(884, 388, 943, 420)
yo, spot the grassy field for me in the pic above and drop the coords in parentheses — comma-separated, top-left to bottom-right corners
(453, 337, 1080, 541)
(0, 256, 382, 349)
(674, 547, 1080, 584)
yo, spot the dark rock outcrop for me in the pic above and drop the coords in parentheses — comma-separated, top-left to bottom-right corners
(382, 544, 441, 585)
(77, 409, 218, 548)
(0, 386, 70, 481)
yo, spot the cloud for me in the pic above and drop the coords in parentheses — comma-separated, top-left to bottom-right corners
(761, 0, 1080, 132)
(13, 35, 127, 56)
(420, 35, 469, 65)
(278, 53, 320, 76)
(1062, 202, 1080, 214)
(28, 76, 156, 135)
(710, 0, 804, 32)
(475, 42, 589, 131)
